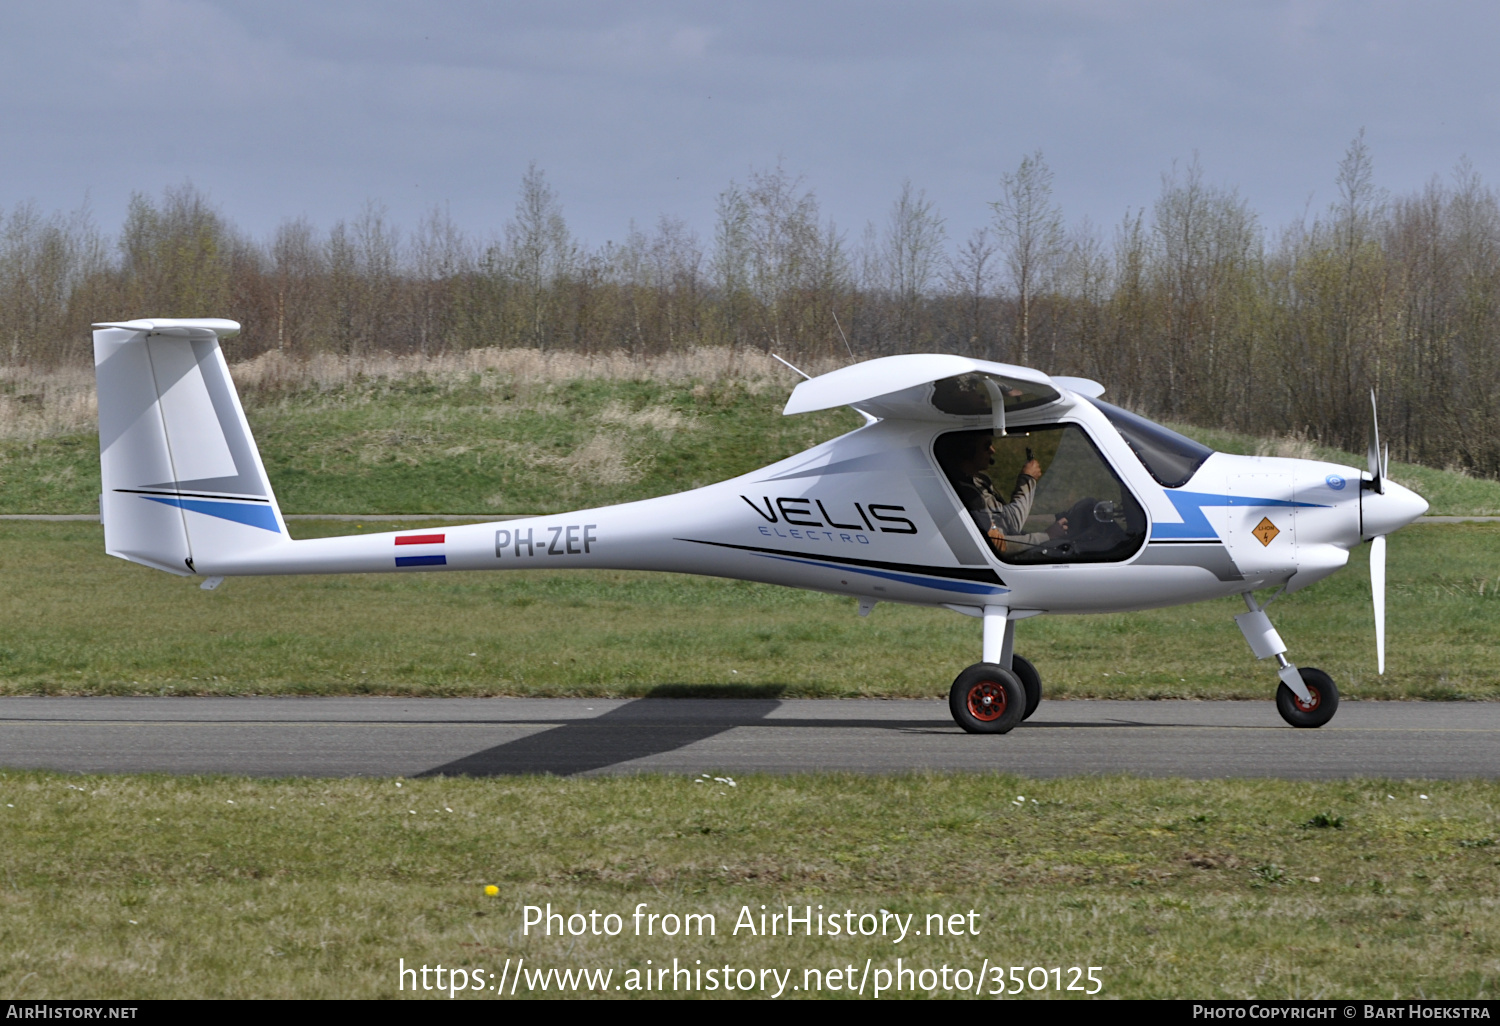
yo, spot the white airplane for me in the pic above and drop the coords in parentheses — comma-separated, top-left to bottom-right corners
(91, 318, 1428, 733)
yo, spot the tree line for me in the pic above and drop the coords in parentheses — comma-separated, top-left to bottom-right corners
(3, 136, 1499, 476)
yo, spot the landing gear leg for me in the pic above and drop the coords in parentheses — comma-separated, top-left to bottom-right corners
(1235, 592, 1339, 728)
(982, 604, 1012, 667)
(983, 606, 1042, 718)
(948, 605, 1027, 734)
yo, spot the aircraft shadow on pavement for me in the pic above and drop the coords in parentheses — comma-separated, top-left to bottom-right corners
(414, 691, 1241, 777)
(419, 688, 788, 777)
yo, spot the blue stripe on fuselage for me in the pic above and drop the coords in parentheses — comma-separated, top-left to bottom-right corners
(1152, 491, 1326, 540)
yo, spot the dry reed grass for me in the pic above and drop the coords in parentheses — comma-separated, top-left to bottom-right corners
(228, 346, 835, 394)
(526, 433, 652, 490)
(596, 400, 688, 436)
(0, 365, 97, 442)
(1255, 431, 1320, 461)
(0, 347, 834, 442)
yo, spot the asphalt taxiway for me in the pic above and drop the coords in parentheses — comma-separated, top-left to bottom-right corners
(2, 697, 1498, 779)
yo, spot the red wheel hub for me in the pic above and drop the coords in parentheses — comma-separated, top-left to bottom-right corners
(1294, 685, 1322, 712)
(966, 680, 1008, 722)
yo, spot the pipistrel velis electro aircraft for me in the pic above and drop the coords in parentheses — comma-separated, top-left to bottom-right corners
(92, 318, 1428, 734)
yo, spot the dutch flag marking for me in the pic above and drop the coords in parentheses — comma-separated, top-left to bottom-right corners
(395, 533, 446, 567)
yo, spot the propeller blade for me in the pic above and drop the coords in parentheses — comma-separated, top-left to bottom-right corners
(1367, 390, 1385, 494)
(1371, 534, 1387, 675)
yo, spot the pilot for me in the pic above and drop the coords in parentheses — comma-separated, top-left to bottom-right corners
(939, 432, 1069, 555)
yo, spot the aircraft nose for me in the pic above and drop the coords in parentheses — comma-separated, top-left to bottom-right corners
(1363, 479, 1429, 538)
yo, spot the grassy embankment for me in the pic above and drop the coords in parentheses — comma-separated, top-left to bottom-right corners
(1, 349, 1497, 699)
(3, 347, 1498, 516)
(1, 771, 1497, 999)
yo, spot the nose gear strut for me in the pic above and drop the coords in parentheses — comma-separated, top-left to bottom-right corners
(1235, 590, 1340, 727)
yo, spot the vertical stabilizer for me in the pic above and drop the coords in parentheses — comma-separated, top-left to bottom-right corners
(93, 319, 288, 575)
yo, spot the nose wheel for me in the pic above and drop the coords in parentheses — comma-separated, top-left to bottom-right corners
(1276, 667, 1339, 728)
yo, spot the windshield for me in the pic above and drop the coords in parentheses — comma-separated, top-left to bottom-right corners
(1089, 399, 1213, 488)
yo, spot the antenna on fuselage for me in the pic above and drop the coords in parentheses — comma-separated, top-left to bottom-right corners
(832, 310, 855, 360)
(771, 353, 812, 380)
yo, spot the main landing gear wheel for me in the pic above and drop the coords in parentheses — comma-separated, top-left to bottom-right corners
(1011, 654, 1042, 721)
(949, 663, 1027, 734)
(1276, 667, 1339, 728)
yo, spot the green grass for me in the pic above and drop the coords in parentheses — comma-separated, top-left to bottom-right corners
(1, 771, 1497, 999)
(1, 520, 1495, 699)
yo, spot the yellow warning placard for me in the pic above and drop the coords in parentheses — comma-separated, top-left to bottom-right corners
(1252, 517, 1280, 546)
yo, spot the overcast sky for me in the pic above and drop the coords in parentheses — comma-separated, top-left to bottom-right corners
(4, 1, 1497, 250)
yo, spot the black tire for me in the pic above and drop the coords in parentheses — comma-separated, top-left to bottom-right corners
(1011, 654, 1042, 721)
(949, 663, 1027, 734)
(1276, 667, 1339, 728)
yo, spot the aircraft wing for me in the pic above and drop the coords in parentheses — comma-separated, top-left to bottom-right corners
(783, 354, 1092, 422)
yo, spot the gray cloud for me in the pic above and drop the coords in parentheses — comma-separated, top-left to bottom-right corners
(4, 0, 1497, 247)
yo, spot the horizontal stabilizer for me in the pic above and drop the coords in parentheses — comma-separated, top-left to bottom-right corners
(92, 318, 241, 340)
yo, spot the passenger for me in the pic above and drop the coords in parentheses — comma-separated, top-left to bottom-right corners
(937, 431, 1069, 555)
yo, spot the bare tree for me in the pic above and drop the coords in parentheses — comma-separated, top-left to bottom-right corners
(270, 217, 323, 353)
(945, 227, 997, 355)
(0, 202, 91, 364)
(355, 201, 401, 353)
(713, 162, 839, 352)
(1149, 157, 1262, 419)
(1275, 131, 1390, 449)
(711, 184, 753, 347)
(647, 214, 704, 351)
(742, 162, 822, 349)
(1103, 208, 1151, 402)
(1053, 219, 1110, 373)
(504, 162, 575, 349)
(992, 151, 1064, 363)
(411, 205, 470, 355)
(882, 179, 946, 349)
(118, 183, 239, 321)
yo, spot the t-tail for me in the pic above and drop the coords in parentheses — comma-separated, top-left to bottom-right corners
(94, 319, 290, 576)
